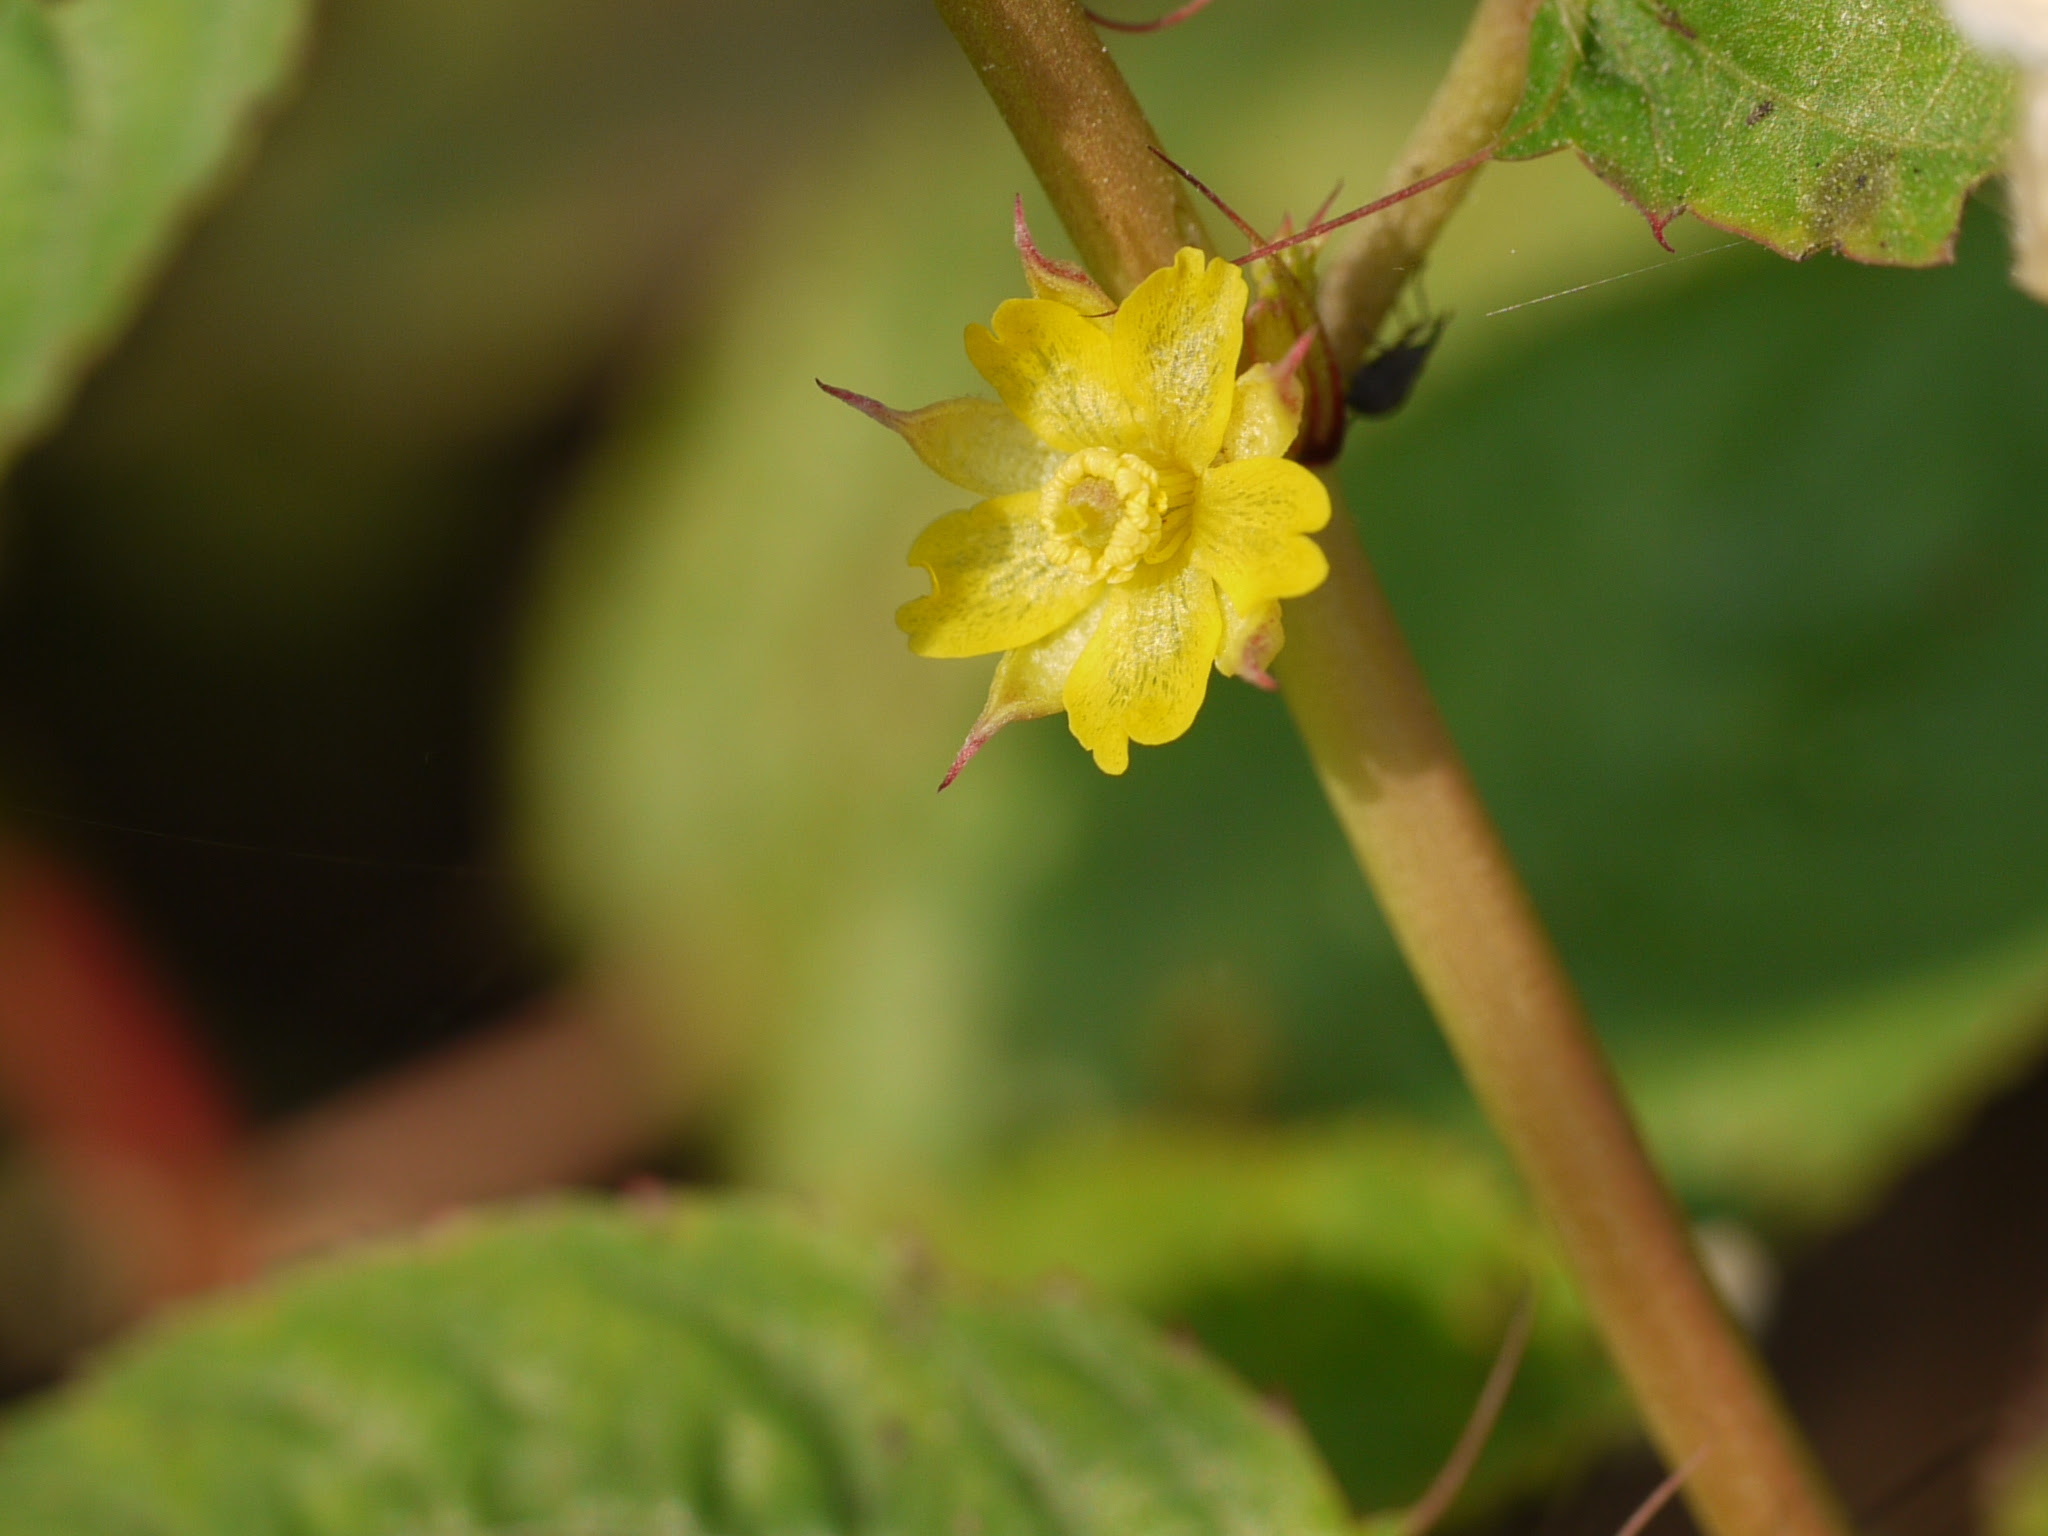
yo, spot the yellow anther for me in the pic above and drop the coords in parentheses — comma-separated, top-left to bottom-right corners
(1039, 447, 1192, 583)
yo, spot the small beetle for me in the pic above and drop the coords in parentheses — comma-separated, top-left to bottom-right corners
(1346, 314, 1447, 418)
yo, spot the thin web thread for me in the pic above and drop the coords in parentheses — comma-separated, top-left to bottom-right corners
(1484, 241, 1747, 318)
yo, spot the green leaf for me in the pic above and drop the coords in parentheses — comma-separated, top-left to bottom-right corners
(909, 1120, 1630, 1520)
(0, 1200, 1355, 1536)
(1629, 917, 2048, 1228)
(0, 0, 307, 467)
(1498, 0, 2017, 263)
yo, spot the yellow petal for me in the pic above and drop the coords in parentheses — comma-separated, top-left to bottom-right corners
(898, 492, 1100, 659)
(965, 299, 1135, 453)
(821, 386, 1061, 496)
(1190, 458, 1331, 610)
(1063, 560, 1222, 774)
(1217, 364, 1302, 464)
(1111, 248, 1247, 472)
(1214, 590, 1283, 688)
(940, 607, 1103, 788)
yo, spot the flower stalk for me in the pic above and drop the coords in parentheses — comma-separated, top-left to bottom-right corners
(930, 6, 1857, 1536)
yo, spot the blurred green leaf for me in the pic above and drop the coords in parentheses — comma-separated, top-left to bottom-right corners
(1630, 917, 2048, 1227)
(0, 1200, 1355, 1536)
(910, 1119, 1629, 1519)
(524, 15, 2048, 1232)
(1499, 0, 2015, 263)
(1357, 201, 2048, 1223)
(520, 0, 2048, 1235)
(967, 203, 2048, 1231)
(0, 0, 307, 468)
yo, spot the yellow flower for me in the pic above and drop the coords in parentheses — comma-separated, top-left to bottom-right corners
(827, 240, 1330, 779)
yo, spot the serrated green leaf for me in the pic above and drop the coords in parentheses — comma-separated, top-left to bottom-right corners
(0, 0, 307, 468)
(1498, 0, 2017, 263)
(0, 1201, 1356, 1536)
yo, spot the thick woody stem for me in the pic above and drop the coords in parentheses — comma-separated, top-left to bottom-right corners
(1316, 0, 1545, 373)
(931, 0, 1211, 297)
(934, 8, 1854, 1536)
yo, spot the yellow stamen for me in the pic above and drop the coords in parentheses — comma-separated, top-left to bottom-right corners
(1040, 448, 1196, 583)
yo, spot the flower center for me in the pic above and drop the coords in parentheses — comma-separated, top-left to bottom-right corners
(1039, 448, 1197, 584)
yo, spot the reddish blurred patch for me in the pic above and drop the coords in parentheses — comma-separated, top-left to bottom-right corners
(0, 845, 250, 1304)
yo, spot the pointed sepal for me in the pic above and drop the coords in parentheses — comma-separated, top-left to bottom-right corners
(1012, 197, 1114, 316)
(940, 611, 1100, 788)
(819, 381, 1060, 496)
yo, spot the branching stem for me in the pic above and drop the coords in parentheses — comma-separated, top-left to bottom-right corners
(1314, 0, 1546, 372)
(932, 9, 1854, 1536)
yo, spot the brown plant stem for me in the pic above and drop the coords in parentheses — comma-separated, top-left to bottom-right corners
(1316, 0, 1546, 373)
(931, 0, 1210, 298)
(1281, 491, 1850, 1536)
(933, 7, 1854, 1536)
(1398, 1290, 1535, 1536)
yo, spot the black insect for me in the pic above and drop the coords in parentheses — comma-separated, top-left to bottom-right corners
(1346, 315, 1447, 418)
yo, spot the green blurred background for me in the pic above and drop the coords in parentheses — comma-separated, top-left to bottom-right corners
(2, 0, 2047, 1529)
